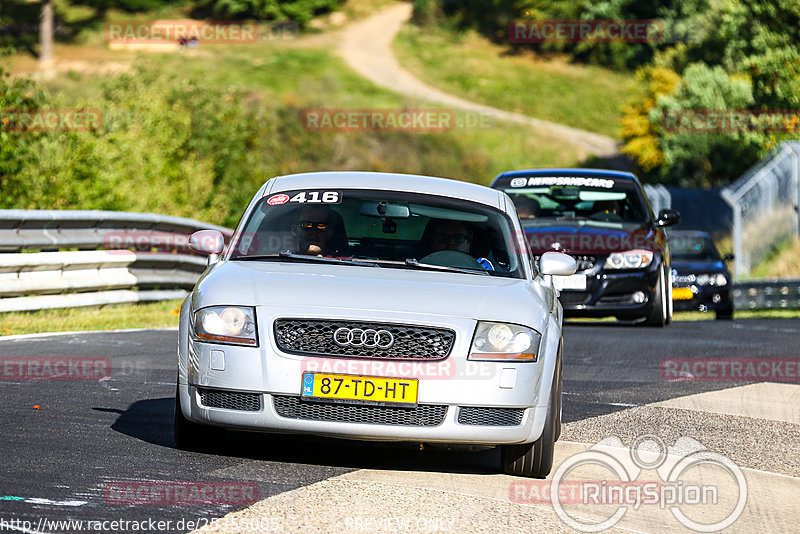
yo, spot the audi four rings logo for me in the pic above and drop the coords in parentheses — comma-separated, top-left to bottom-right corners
(333, 327, 395, 348)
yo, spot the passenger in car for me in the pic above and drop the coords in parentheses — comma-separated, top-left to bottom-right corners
(291, 205, 347, 256)
(513, 195, 540, 218)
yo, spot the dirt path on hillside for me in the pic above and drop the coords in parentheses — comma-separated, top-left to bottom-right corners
(338, 3, 620, 158)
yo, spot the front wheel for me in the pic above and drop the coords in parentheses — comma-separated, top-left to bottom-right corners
(642, 267, 667, 327)
(501, 353, 561, 477)
(715, 305, 734, 320)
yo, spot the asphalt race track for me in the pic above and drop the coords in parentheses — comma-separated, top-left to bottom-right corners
(1, 320, 798, 533)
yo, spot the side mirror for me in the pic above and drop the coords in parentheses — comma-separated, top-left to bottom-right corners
(189, 230, 225, 264)
(723, 253, 735, 262)
(655, 208, 681, 227)
(539, 251, 577, 276)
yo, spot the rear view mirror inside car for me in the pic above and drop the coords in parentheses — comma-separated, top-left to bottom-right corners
(359, 201, 411, 219)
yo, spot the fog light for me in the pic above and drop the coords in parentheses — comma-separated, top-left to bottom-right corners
(632, 291, 646, 304)
(712, 294, 722, 303)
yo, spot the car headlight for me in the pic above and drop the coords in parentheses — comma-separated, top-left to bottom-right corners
(695, 273, 728, 286)
(193, 306, 258, 346)
(604, 250, 654, 270)
(468, 322, 541, 362)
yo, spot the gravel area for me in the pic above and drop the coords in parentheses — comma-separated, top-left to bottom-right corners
(561, 405, 800, 477)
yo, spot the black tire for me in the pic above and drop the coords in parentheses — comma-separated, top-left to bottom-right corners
(715, 305, 734, 320)
(174, 385, 222, 450)
(501, 352, 561, 478)
(642, 267, 667, 327)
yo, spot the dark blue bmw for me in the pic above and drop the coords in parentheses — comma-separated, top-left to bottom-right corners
(668, 230, 734, 320)
(491, 169, 680, 326)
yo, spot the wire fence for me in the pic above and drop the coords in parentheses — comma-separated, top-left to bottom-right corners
(721, 141, 800, 278)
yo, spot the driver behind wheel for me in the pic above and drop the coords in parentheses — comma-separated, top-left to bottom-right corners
(426, 219, 473, 254)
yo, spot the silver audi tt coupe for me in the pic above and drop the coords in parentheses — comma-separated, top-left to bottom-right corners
(175, 171, 576, 477)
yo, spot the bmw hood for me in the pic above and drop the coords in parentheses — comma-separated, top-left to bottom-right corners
(192, 261, 549, 326)
(523, 223, 663, 254)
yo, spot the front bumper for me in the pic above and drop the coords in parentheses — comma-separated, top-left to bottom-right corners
(672, 284, 732, 312)
(178, 306, 559, 446)
(558, 263, 661, 320)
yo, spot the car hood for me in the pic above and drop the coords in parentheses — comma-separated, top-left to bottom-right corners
(671, 259, 726, 273)
(523, 223, 663, 254)
(192, 260, 550, 326)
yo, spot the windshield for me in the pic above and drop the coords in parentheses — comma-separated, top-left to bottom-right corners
(498, 176, 649, 229)
(229, 189, 525, 278)
(670, 235, 720, 262)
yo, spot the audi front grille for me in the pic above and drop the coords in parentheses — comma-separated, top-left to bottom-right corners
(274, 319, 455, 360)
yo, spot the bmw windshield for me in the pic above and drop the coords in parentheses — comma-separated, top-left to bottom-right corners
(228, 189, 525, 278)
(497, 176, 650, 231)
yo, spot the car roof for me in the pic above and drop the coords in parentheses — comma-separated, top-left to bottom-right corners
(265, 171, 502, 208)
(491, 168, 639, 187)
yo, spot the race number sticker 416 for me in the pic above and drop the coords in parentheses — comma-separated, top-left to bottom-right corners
(266, 191, 341, 206)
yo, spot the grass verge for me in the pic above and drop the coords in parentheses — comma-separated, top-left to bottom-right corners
(0, 300, 182, 336)
(393, 24, 635, 139)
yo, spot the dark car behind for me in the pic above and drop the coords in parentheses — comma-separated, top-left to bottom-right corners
(491, 169, 680, 326)
(669, 230, 734, 320)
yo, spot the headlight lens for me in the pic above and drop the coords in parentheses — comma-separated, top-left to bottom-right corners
(604, 250, 654, 270)
(469, 322, 541, 361)
(193, 306, 258, 346)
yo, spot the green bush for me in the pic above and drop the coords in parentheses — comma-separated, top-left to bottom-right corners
(199, 0, 344, 24)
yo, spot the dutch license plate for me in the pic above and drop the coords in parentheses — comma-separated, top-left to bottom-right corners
(554, 274, 587, 291)
(301, 372, 418, 406)
(672, 287, 694, 300)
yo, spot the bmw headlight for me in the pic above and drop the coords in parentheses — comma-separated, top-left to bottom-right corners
(469, 322, 541, 362)
(193, 306, 258, 346)
(604, 250, 654, 270)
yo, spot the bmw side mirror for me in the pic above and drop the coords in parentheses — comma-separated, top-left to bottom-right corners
(723, 253, 735, 262)
(655, 209, 681, 227)
(539, 251, 577, 276)
(189, 230, 225, 264)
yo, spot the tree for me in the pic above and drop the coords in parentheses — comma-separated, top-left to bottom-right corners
(39, 0, 53, 65)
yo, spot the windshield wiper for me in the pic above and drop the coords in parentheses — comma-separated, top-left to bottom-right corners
(232, 252, 379, 268)
(403, 258, 490, 276)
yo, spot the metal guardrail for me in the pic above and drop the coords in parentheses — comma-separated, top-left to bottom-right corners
(0, 210, 232, 312)
(732, 279, 800, 310)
